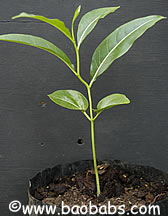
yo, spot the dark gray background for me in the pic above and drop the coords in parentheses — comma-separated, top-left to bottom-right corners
(0, 0, 167, 215)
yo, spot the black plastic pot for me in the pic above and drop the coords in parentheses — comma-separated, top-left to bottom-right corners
(28, 160, 168, 216)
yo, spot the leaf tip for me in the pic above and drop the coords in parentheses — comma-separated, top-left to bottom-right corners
(48, 94, 51, 98)
(11, 15, 18, 20)
(124, 96, 131, 104)
(78, 5, 82, 13)
(157, 15, 167, 20)
(11, 12, 25, 20)
(155, 15, 167, 21)
(127, 98, 131, 104)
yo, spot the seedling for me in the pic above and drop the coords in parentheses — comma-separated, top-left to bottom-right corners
(0, 6, 166, 197)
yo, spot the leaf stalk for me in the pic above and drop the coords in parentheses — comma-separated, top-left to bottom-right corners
(82, 111, 91, 121)
(93, 112, 101, 121)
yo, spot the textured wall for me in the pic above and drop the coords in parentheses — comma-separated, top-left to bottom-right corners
(0, 0, 167, 215)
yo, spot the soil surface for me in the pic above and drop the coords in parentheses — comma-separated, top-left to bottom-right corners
(34, 162, 168, 211)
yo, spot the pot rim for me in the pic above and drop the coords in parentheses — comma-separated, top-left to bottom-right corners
(28, 160, 168, 205)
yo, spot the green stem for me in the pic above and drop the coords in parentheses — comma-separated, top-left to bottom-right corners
(71, 23, 100, 197)
(82, 111, 91, 121)
(75, 45, 80, 76)
(93, 112, 101, 121)
(71, 22, 80, 76)
(87, 86, 101, 197)
(69, 65, 78, 76)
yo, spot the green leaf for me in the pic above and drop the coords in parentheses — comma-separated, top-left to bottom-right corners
(71, 5, 81, 43)
(77, 7, 120, 48)
(90, 15, 166, 84)
(0, 34, 73, 70)
(96, 93, 130, 112)
(48, 90, 88, 111)
(12, 12, 72, 41)
(72, 5, 81, 28)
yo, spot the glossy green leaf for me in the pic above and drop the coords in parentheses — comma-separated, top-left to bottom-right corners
(12, 12, 72, 41)
(48, 90, 88, 111)
(96, 93, 130, 112)
(0, 34, 73, 70)
(90, 15, 166, 84)
(77, 7, 120, 48)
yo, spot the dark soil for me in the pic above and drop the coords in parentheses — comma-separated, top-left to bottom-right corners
(33, 162, 168, 211)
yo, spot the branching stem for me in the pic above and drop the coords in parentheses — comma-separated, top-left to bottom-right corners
(82, 111, 91, 121)
(71, 24, 100, 196)
(93, 112, 101, 121)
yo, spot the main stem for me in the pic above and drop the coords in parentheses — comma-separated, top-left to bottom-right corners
(72, 31, 100, 196)
(87, 86, 101, 197)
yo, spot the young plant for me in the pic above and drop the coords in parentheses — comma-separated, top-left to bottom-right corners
(0, 6, 166, 197)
